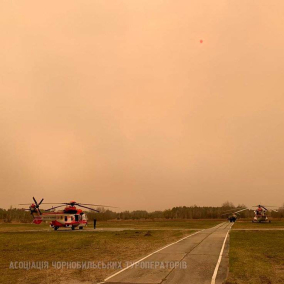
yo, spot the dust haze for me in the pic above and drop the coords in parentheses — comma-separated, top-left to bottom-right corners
(0, 1, 283, 210)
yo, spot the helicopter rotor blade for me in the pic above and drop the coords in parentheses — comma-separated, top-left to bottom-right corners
(234, 208, 249, 214)
(42, 203, 68, 205)
(45, 205, 66, 211)
(77, 204, 100, 213)
(221, 208, 247, 215)
(77, 203, 118, 208)
(222, 208, 246, 213)
(253, 205, 277, 207)
(33, 197, 38, 207)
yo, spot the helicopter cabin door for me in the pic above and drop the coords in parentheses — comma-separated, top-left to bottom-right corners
(75, 215, 79, 222)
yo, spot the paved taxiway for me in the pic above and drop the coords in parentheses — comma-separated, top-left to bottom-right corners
(103, 222, 233, 284)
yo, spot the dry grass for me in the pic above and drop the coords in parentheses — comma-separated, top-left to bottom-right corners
(0, 229, 194, 284)
(225, 230, 284, 284)
(232, 219, 284, 230)
(97, 219, 222, 229)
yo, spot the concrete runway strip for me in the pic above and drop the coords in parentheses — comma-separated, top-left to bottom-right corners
(103, 222, 233, 284)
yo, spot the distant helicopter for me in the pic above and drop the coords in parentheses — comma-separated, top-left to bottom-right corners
(221, 208, 248, 222)
(20, 197, 115, 230)
(252, 205, 278, 223)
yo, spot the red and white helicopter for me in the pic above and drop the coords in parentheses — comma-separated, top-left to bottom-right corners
(221, 204, 279, 223)
(252, 204, 278, 223)
(20, 197, 114, 230)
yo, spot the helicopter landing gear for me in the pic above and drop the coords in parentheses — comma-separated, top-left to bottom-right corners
(54, 226, 59, 231)
(79, 227, 83, 230)
(72, 226, 75, 230)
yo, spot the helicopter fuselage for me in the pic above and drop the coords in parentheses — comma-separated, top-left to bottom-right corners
(32, 206, 89, 230)
(252, 208, 271, 223)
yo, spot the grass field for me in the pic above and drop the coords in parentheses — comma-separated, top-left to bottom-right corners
(0, 223, 51, 232)
(0, 227, 196, 284)
(225, 230, 284, 284)
(0, 219, 222, 232)
(232, 219, 284, 230)
(97, 219, 222, 229)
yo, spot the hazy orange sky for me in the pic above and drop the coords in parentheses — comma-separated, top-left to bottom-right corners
(1, 1, 283, 211)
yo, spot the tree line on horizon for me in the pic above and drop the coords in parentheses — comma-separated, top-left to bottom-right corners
(1, 201, 284, 223)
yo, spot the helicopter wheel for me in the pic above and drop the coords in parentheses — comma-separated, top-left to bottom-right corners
(72, 226, 75, 230)
(54, 227, 59, 231)
(79, 227, 83, 230)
